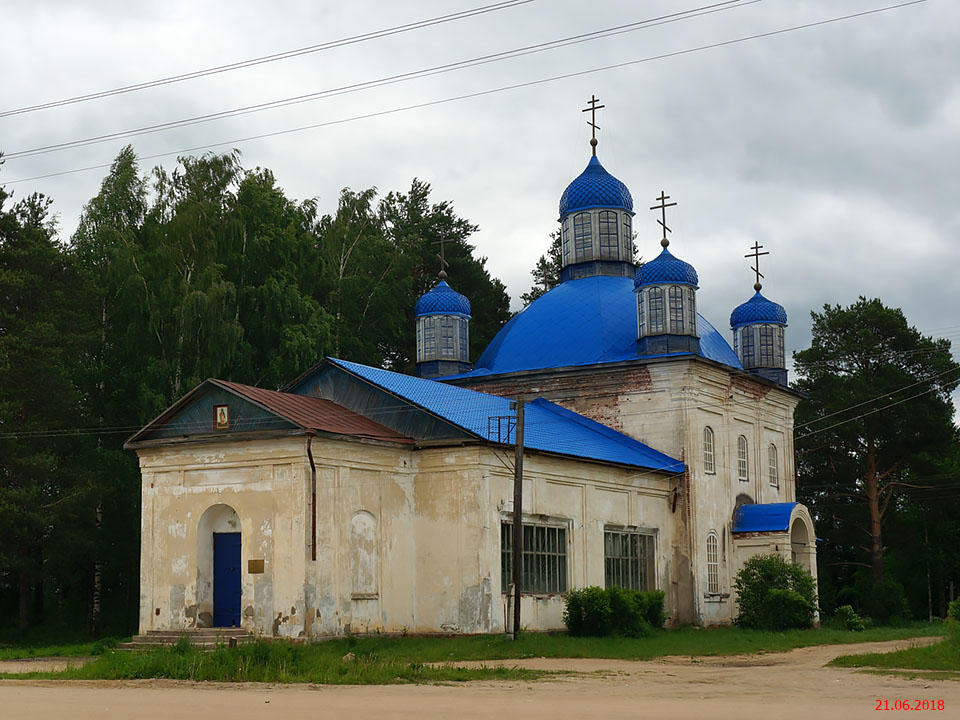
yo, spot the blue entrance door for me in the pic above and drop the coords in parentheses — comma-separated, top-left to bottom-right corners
(213, 532, 241, 627)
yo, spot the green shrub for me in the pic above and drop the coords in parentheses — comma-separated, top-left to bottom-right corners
(563, 587, 665, 637)
(832, 604, 867, 632)
(863, 576, 911, 625)
(948, 597, 960, 624)
(734, 554, 817, 630)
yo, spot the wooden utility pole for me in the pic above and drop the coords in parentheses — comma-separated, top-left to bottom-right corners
(511, 397, 525, 639)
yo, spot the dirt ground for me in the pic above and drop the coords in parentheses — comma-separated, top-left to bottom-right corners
(1, 637, 957, 720)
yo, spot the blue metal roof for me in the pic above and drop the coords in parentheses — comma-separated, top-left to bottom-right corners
(730, 291, 787, 329)
(450, 275, 741, 378)
(634, 247, 699, 288)
(327, 358, 684, 473)
(732, 502, 798, 532)
(414, 280, 471, 317)
(558, 156, 634, 217)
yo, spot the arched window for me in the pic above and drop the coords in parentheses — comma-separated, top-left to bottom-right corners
(457, 317, 469, 360)
(759, 325, 775, 366)
(573, 212, 593, 261)
(740, 327, 756, 367)
(439, 316, 455, 359)
(621, 214, 633, 260)
(647, 287, 665, 334)
(636, 292, 645, 337)
(768, 443, 779, 487)
(706, 532, 719, 594)
(598, 211, 619, 259)
(684, 287, 697, 334)
(561, 218, 572, 266)
(703, 426, 715, 473)
(737, 435, 749, 482)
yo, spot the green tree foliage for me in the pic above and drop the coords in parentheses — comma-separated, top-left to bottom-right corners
(0, 186, 91, 630)
(733, 555, 817, 630)
(793, 298, 960, 619)
(520, 231, 561, 306)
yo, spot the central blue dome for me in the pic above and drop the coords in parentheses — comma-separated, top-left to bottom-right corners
(558, 156, 634, 217)
(414, 280, 471, 317)
(634, 247, 699, 289)
(730, 291, 787, 329)
(444, 276, 741, 378)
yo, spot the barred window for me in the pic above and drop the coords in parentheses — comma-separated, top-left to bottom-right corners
(706, 532, 720, 594)
(703, 426, 715, 474)
(573, 212, 593, 262)
(599, 211, 619, 259)
(768, 443, 779, 488)
(740, 327, 756, 367)
(622, 214, 633, 260)
(501, 522, 568, 594)
(637, 292, 645, 337)
(668, 286, 684, 333)
(439, 316, 455, 359)
(457, 317, 469, 360)
(604, 530, 655, 591)
(422, 317, 437, 359)
(759, 325, 775, 366)
(647, 287, 665, 334)
(737, 435, 749, 482)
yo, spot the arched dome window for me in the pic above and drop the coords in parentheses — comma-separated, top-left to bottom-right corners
(574, 212, 593, 261)
(599, 210, 619, 259)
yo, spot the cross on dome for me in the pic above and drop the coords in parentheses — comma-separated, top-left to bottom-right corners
(432, 237, 451, 280)
(745, 241, 770, 291)
(581, 94, 605, 156)
(650, 191, 677, 248)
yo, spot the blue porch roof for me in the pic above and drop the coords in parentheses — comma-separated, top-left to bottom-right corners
(732, 502, 798, 533)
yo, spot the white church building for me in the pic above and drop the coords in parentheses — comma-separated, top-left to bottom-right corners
(127, 114, 817, 638)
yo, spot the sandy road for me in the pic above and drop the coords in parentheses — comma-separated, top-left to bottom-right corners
(1, 637, 957, 720)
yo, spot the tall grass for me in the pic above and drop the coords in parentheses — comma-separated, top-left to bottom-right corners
(829, 625, 960, 672)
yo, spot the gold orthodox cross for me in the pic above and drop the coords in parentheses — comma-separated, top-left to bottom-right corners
(650, 191, 677, 248)
(745, 241, 769, 291)
(581, 94, 605, 155)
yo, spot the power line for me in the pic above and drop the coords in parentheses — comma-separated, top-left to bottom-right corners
(0, 1, 535, 119)
(2, 0, 926, 186)
(3, 1, 758, 161)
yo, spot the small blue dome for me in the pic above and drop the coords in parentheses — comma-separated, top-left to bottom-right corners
(730, 291, 787, 329)
(558, 156, 634, 217)
(634, 247, 699, 289)
(414, 280, 471, 317)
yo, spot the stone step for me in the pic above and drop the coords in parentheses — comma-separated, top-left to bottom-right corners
(119, 629, 256, 651)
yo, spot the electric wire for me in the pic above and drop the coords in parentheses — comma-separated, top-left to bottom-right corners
(2, 1, 758, 161)
(2, 0, 926, 186)
(0, 1, 535, 118)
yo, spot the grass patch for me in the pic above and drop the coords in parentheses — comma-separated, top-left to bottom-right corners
(0, 637, 121, 660)
(829, 628, 960, 674)
(11, 639, 545, 684)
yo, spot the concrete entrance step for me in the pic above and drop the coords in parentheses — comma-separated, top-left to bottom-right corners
(119, 628, 256, 651)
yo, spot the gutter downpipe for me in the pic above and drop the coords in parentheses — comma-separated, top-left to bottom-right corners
(306, 431, 317, 561)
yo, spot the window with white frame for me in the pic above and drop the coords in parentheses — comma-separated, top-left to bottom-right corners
(647, 287, 665, 334)
(573, 212, 593, 262)
(703, 426, 715, 473)
(621, 213, 632, 260)
(684, 287, 697, 334)
(668, 286, 684, 333)
(501, 521, 568, 594)
(562, 219, 571, 266)
(759, 325, 775, 366)
(599, 210, 619, 259)
(637, 292, 645, 337)
(706, 532, 720, 594)
(740, 326, 756, 367)
(737, 435, 749, 482)
(604, 529, 655, 591)
(768, 443, 779, 487)
(439, 316, 455, 359)
(421, 317, 437, 360)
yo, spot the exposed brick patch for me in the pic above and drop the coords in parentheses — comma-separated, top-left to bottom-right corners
(455, 367, 653, 433)
(730, 375, 771, 401)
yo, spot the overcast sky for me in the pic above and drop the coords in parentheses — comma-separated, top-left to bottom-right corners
(3, 0, 958, 409)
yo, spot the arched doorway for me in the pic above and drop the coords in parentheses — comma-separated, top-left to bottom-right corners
(790, 518, 810, 572)
(198, 504, 241, 628)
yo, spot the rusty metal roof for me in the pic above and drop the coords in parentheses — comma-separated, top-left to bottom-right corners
(214, 379, 413, 444)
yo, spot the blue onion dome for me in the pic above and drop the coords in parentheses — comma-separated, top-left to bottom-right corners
(558, 155, 634, 217)
(414, 279, 471, 317)
(633, 247, 699, 289)
(730, 291, 788, 329)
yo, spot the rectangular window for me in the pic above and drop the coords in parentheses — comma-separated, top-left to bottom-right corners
(759, 325, 775, 366)
(423, 317, 437, 359)
(599, 211, 618, 259)
(740, 327, 755, 367)
(501, 522, 568, 594)
(604, 530, 655, 591)
(439, 317, 455, 359)
(574, 212, 593, 262)
(648, 287, 665, 334)
(668, 286, 684, 333)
